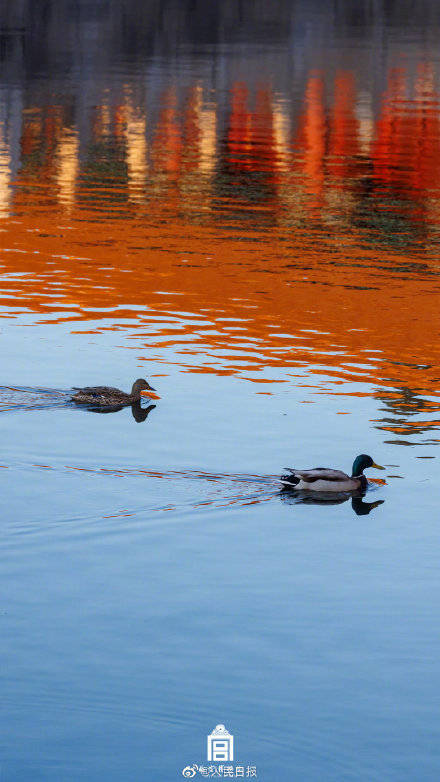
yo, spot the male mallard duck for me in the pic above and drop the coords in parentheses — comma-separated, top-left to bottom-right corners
(71, 378, 160, 406)
(280, 454, 384, 492)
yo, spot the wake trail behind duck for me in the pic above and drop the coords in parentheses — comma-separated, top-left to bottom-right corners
(0, 385, 71, 412)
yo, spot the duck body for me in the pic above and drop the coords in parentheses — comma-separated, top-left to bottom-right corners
(71, 378, 159, 406)
(281, 468, 366, 493)
(280, 454, 384, 493)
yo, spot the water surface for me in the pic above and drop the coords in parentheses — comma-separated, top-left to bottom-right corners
(0, 2, 439, 780)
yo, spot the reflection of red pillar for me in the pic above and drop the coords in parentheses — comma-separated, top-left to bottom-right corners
(225, 84, 279, 211)
(252, 88, 278, 186)
(21, 114, 41, 157)
(152, 88, 182, 176)
(42, 110, 58, 180)
(327, 73, 359, 184)
(411, 65, 440, 197)
(227, 83, 252, 170)
(295, 74, 326, 208)
(372, 69, 407, 189)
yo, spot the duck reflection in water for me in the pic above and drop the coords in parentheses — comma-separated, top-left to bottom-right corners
(83, 401, 156, 423)
(280, 488, 384, 516)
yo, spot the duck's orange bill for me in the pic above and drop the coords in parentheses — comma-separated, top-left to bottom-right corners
(140, 390, 161, 400)
(372, 462, 385, 470)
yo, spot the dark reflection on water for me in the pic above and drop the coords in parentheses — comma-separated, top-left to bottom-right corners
(280, 487, 385, 516)
(86, 401, 156, 421)
(374, 386, 440, 438)
(5, 1, 440, 65)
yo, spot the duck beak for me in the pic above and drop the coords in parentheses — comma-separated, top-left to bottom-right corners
(371, 462, 385, 470)
(141, 387, 161, 400)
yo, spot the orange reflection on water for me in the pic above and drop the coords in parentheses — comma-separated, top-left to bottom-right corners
(0, 65, 439, 426)
(295, 74, 326, 210)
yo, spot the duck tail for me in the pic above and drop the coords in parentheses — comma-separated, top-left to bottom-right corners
(279, 474, 300, 487)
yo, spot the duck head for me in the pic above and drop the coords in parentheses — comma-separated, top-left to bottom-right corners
(131, 378, 160, 400)
(351, 453, 384, 477)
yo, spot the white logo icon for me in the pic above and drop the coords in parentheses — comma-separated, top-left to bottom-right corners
(182, 765, 198, 778)
(207, 724, 234, 762)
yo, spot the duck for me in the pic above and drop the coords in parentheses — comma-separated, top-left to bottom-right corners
(280, 454, 385, 493)
(71, 378, 160, 406)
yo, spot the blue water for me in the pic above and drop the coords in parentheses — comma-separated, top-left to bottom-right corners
(0, 317, 438, 780)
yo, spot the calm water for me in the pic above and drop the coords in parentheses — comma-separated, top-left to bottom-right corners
(0, 2, 439, 780)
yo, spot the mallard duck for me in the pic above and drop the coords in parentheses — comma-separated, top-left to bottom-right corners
(71, 378, 160, 406)
(280, 454, 384, 492)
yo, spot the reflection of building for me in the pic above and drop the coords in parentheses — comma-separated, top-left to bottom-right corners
(0, 87, 22, 219)
(207, 725, 234, 762)
(0, 55, 440, 405)
(56, 128, 79, 209)
(6, 61, 440, 237)
(0, 133, 11, 218)
(123, 100, 149, 204)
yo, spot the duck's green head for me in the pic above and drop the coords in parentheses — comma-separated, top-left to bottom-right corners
(352, 454, 385, 476)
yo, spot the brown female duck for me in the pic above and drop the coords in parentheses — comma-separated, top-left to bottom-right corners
(71, 378, 160, 406)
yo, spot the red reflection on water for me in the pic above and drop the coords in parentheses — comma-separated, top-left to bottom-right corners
(295, 74, 326, 208)
(0, 66, 439, 437)
(327, 73, 359, 183)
